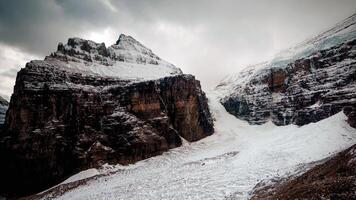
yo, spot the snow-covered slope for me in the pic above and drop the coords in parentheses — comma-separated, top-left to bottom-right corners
(39, 92, 356, 200)
(44, 34, 182, 81)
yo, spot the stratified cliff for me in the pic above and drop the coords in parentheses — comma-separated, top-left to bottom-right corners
(216, 14, 356, 126)
(0, 35, 214, 197)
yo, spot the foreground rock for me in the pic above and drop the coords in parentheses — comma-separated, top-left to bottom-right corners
(216, 13, 356, 126)
(0, 35, 214, 197)
(251, 144, 356, 200)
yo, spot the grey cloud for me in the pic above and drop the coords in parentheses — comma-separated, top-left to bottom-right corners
(0, 68, 18, 78)
(0, 0, 118, 55)
(1, 0, 355, 56)
(0, 0, 355, 93)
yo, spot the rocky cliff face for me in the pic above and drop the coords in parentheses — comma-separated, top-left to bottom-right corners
(216, 14, 356, 126)
(0, 35, 213, 197)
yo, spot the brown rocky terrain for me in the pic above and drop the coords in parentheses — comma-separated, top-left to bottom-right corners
(0, 36, 214, 197)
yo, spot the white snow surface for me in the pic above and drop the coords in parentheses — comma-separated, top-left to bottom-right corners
(61, 168, 100, 185)
(59, 59, 181, 81)
(46, 91, 356, 200)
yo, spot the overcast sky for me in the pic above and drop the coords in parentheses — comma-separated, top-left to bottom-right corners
(0, 0, 355, 100)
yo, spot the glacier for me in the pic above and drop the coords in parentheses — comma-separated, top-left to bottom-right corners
(40, 91, 356, 200)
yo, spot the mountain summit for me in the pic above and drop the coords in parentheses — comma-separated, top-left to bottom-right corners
(46, 34, 182, 81)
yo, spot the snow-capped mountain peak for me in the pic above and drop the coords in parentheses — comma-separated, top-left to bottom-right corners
(46, 34, 182, 81)
(109, 34, 173, 67)
(114, 34, 155, 56)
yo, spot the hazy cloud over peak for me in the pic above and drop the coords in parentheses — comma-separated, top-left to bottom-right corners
(0, 0, 355, 99)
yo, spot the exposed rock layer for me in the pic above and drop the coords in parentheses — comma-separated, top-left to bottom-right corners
(0, 37, 213, 197)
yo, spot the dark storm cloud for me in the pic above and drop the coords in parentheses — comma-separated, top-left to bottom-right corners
(0, 0, 355, 97)
(0, 0, 116, 55)
(1, 0, 355, 56)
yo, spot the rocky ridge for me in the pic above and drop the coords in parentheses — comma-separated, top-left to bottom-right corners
(0, 35, 213, 197)
(216, 13, 356, 126)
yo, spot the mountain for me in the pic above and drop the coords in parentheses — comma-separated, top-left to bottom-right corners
(30, 14, 356, 200)
(0, 35, 214, 197)
(216, 13, 356, 126)
(1, 14, 355, 200)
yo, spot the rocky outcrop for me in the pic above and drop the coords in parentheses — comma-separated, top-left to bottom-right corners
(217, 13, 356, 126)
(251, 144, 356, 200)
(0, 35, 213, 197)
(0, 96, 8, 128)
(344, 106, 356, 128)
